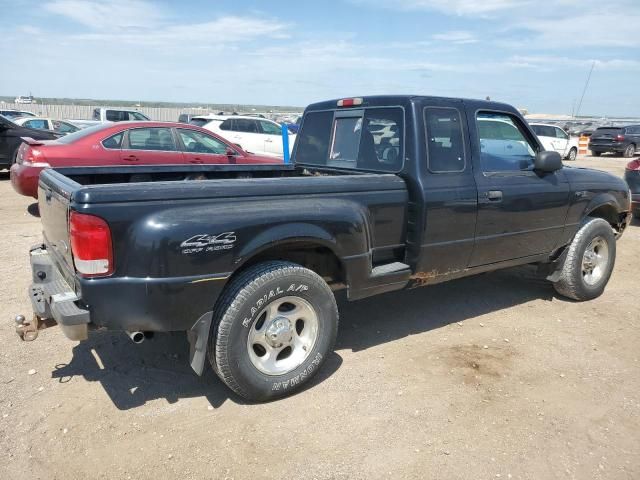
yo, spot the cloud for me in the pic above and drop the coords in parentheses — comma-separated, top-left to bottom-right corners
(43, 0, 289, 46)
(352, 0, 528, 16)
(45, 0, 163, 30)
(73, 16, 290, 46)
(431, 30, 477, 44)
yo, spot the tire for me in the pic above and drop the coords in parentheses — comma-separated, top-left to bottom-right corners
(209, 261, 338, 401)
(552, 218, 616, 301)
(592, 151, 601, 157)
(623, 144, 636, 158)
(566, 147, 578, 161)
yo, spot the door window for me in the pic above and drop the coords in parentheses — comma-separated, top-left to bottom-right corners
(424, 107, 465, 173)
(127, 128, 177, 151)
(234, 119, 259, 133)
(178, 129, 229, 154)
(477, 112, 537, 172)
(219, 119, 232, 130)
(259, 120, 282, 135)
(554, 127, 568, 139)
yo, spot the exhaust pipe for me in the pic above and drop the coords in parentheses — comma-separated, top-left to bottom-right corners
(127, 331, 145, 344)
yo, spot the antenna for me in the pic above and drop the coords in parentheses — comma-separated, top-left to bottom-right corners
(575, 61, 595, 118)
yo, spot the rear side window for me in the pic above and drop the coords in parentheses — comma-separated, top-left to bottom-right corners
(477, 112, 537, 172)
(106, 110, 127, 122)
(219, 119, 232, 130)
(102, 132, 124, 149)
(25, 119, 48, 130)
(424, 107, 465, 173)
(295, 111, 333, 165)
(297, 108, 403, 172)
(127, 127, 176, 151)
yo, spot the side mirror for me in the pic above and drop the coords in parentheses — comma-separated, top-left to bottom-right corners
(225, 147, 237, 156)
(534, 151, 562, 173)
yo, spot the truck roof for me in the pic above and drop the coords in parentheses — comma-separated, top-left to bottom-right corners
(305, 95, 516, 113)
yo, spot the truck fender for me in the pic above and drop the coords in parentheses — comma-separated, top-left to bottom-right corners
(235, 222, 341, 264)
(581, 193, 621, 225)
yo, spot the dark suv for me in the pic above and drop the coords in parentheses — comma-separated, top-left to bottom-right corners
(589, 125, 640, 158)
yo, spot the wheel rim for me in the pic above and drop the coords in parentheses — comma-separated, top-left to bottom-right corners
(626, 145, 634, 157)
(246, 296, 319, 376)
(581, 236, 609, 286)
(569, 149, 577, 160)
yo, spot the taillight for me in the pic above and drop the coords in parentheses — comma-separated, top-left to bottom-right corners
(337, 97, 363, 107)
(615, 134, 625, 142)
(626, 159, 640, 171)
(21, 145, 50, 167)
(69, 211, 114, 277)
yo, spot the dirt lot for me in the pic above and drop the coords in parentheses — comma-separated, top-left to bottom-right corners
(1, 155, 638, 480)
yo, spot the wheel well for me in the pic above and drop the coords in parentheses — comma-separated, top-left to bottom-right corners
(587, 204, 620, 230)
(238, 242, 345, 287)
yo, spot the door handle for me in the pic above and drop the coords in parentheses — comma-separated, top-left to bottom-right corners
(486, 190, 503, 201)
(265, 138, 273, 143)
(190, 157, 204, 164)
(124, 154, 139, 161)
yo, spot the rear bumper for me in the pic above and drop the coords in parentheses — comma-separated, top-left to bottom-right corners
(589, 142, 626, 153)
(10, 163, 43, 198)
(30, 246, 90, 340)
(28, 245, 230, 338)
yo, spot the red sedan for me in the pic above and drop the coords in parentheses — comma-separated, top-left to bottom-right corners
(11, 121, 281, 198)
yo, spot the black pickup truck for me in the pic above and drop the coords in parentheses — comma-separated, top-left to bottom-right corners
(22, 95, 631, 401)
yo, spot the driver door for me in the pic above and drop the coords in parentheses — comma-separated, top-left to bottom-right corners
(469, 109, 570, 266)
(177, 128, 231, 164)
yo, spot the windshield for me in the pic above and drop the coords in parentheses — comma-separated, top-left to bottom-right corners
(189, 118, 212, 127)
(295, 107, 404, 172)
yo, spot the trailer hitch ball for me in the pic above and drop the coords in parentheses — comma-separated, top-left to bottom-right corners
(15, 314, 26, 326)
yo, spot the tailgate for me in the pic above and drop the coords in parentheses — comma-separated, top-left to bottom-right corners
(590, 128, 622, 144)
(38, 172, 76, 277)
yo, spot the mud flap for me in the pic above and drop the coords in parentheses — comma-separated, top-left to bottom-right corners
(187, 311, 213, 376)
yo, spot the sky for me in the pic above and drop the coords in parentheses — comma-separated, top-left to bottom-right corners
(1, 0, 639, 116)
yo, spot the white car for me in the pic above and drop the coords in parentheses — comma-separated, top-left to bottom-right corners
(529, 123, 579, 161)
(13, 117, 80, 135)
(193, 115, 295, 158)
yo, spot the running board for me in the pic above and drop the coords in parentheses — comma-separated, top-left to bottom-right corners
(371, 262, 410, 277)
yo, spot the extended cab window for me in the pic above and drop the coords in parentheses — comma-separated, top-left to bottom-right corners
(477, 112, 537, 172)
(424, 107, 465, 173)
(297, 108, 403, 172)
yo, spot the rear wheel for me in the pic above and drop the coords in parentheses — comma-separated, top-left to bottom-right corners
(623, 144, 636, 158)
(591, 151, 601, 157)
(552, 218, 616, 301)
(209, 261, 338, 401)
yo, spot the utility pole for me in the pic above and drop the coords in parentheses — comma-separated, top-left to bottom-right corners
(575, 61, 595, 118)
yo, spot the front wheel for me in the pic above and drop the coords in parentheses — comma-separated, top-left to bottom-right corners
(552, 218, 616, 301)
(209, 261, 338, 401)
(592, 151, 601, 157)
(566, 147, 578, 161)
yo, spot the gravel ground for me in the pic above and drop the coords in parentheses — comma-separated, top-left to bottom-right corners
(0, 155, 638, 480)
